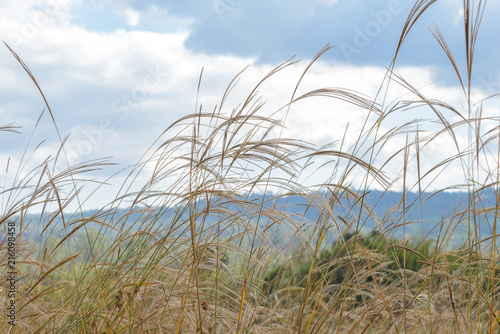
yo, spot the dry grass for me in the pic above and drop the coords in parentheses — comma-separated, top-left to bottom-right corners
(1, 0, 499, 333)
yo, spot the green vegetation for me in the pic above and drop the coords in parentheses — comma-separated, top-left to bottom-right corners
(1, 0, 499, 332)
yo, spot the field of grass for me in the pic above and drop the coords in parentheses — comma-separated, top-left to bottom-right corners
(2, 0, 500, 333)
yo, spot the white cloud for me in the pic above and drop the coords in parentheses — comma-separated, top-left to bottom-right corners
(124, 8, 140, 27)
(322, 0, 339, 8)
(1, 0, 498, 212)
(454, 7, 464, 25)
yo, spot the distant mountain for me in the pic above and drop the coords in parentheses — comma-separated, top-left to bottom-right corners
(13, 189, 498, 247)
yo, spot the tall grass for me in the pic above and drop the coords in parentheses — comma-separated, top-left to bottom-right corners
(1, 0, 499, 332)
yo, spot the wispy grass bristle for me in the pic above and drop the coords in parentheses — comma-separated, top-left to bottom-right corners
(1, 0, 500, 332)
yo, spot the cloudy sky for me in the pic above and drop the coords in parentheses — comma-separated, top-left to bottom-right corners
(1, 0, 499, 211)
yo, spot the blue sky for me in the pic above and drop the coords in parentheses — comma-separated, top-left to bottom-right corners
(69, 0, 499, 72)
(1, 0, 499, 211)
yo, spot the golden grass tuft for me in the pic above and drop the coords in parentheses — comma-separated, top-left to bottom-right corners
(1, 0, 499, 333)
